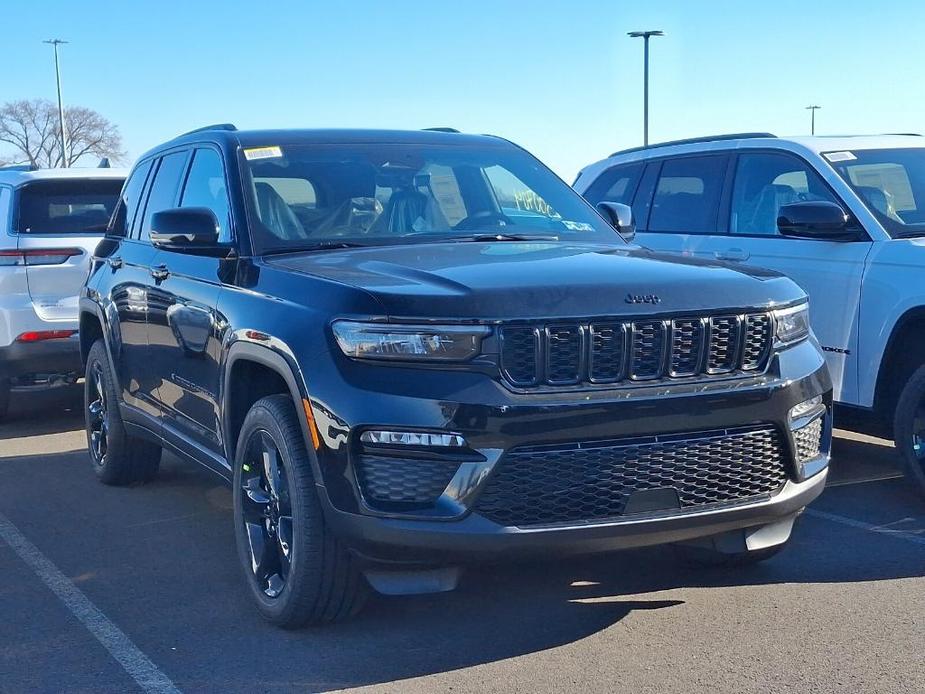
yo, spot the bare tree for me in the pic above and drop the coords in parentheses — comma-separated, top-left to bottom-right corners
(0, 99, 124, 168)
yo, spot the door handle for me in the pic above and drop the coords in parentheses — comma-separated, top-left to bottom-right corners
(107, 256, 123, 269)
(150, 264, 170, 281)
(714, 248, 750, 262)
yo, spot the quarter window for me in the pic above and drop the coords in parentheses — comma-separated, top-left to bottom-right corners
(648, 156, 726, 233)
(582, 163, 644, 207)
(181, 149, 232, 242)
(730, 153, 839, 236)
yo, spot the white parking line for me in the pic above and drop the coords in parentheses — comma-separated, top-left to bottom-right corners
(805, 508, 925, 547)
(0, 511, 181, 694)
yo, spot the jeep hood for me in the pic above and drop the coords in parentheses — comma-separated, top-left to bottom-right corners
(265, 241, 805, 320)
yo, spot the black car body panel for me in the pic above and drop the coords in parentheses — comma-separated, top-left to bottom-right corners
(80, 126, 832, 571)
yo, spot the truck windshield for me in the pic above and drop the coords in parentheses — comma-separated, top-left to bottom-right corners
(17, 179, 124, 234)
(828, 148, 925, 237)
(242, 142, 620, 253)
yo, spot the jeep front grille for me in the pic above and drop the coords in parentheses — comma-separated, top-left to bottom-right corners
(500, 311, 773, 388)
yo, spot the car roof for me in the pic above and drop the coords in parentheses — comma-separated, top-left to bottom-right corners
(0, 167, 128, 187)
(142, 125, 511, 160)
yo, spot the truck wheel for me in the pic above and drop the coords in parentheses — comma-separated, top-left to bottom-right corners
(892, 363, 925, 498)
(233, 394, 367, 627)
(674, 542, 786, 568)
(85, 340, 161, 485)
(0, 378, 9, 421)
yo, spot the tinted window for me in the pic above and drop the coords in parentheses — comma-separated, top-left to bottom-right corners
(138, 151, 188, 240)
(582, 163, 644, 206)
(180, 149, 232, 242)
(244, 143, 621, 253)
(648, 156, 726, 233)
(17, 179, 124, 234)
(731, 153, 839, 236)
(111, 160, 153, 237)
(829, 148, 925, 237)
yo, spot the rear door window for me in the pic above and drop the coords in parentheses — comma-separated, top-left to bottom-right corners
(137, 151, 189, 241)
(111, 160, 153, 237)
(648, 156, 727, 233)
(16, 179, 124, 234)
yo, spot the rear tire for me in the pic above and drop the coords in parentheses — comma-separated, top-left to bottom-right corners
(893, 363, 925, 498)
(233, 394, 367, 627)
(0, 377, 9, 421)
(85, 339, 161, 485)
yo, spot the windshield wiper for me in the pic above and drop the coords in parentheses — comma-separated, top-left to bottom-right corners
(262, 241, 365, 255)
(455, 233, 560, 242)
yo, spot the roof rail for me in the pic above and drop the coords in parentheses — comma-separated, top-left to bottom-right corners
(0, 163, 38, 172)
(609, 132, 776, 158)
(176, 123, 238, 138)
(422, 127, 460, 133)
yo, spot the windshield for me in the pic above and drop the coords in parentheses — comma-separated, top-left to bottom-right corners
(16, 179, 123, 234)
(828, 148, 925, 237)
(241, 142, 620, 252)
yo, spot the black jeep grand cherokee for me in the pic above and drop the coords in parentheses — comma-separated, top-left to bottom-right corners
(80, 125, 832, 626)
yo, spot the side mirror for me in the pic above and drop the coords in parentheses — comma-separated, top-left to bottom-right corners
(597, 201, 636, 242)
(777, 201, 852, 239)
(150, 207, 221, 251)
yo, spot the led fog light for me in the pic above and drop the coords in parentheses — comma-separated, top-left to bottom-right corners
(789, 395, 823, 421)
(360, 430, 467, 448)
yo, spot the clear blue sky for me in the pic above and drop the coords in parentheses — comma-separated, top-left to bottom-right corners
(3, 0, 923, 180)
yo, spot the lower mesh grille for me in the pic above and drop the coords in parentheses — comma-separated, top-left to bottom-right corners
(475, 426, 789, 527)
(793, 417, 824, 461)
(356, 455, 459, 506)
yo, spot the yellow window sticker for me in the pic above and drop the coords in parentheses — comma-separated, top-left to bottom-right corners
(244, 146, 283, 161)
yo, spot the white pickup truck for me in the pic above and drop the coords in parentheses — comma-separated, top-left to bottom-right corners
(575, 133, 925, 497)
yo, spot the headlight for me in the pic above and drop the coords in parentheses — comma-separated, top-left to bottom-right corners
(332, 321, 490, 361)
(773, 302, 810, 346)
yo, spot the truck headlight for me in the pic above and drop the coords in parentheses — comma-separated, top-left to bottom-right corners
(773, 302, 810, 347)
(332, 321, 490, 361)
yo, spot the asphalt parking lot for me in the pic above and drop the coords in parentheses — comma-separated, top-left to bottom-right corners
(0, 386, 922, 694)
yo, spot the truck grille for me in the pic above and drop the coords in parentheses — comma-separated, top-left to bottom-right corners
(500, 312, 773, 388)
(474, 426, 788, 527)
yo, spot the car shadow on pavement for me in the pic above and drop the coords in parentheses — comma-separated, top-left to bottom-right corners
(0, 383, 83, 440)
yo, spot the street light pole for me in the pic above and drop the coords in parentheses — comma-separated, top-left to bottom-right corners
(806, 105, 821, 136)
(628, 30, 664, 146)
(43, 39, 69, 168)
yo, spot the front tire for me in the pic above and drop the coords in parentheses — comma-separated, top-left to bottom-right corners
(893, 363, 925, 498)
(85, 340, 161, 485)
(232, 394, 367, 627)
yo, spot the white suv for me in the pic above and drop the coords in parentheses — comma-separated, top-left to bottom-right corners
(576, 133, 925, 497)
(0, 166, 125, 419)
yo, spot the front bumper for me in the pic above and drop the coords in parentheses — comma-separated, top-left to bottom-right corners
(305, 338, 831, 561)
(0, 333, 81, 379)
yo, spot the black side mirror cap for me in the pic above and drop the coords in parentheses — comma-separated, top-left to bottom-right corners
(597, 201, 636, 242)
(150, 207, 221, 251)
(777, 201, 855, 240)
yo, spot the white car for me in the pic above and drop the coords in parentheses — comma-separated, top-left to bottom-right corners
(0, 165, 126, 419)
(575, 133, 925, 497)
